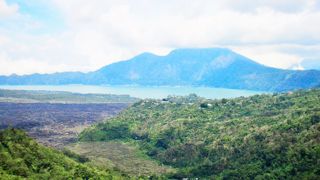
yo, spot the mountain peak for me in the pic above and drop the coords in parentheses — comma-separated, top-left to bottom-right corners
(131, 52, 159, 60)
(166, 48, 236, 62)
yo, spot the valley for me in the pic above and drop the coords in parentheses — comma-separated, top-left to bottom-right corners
(0, 89, 137, 148)
(0, 102, 128, 148)
(1, 88, 320, 179)
(0, 128, 126, 179)
(0, 89, 173, 178)
(68, 141, 174, 176)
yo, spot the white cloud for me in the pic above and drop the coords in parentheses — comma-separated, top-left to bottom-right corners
(0, 52, 72, 75)
(220, 0, 319, 13)
(231, 44, 320, 69)
(0, 0, 18, 18)
(231, 45, 302, 69)
(54, 0, 320, 45)
(0, 0, 320, 75)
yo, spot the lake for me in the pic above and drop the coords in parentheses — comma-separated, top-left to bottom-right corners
(0, 85, 266, 99)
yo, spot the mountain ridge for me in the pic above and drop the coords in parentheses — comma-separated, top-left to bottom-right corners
(1, 48, 320, 92)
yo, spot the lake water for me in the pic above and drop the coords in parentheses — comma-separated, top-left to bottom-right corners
(0, 85, 266, 99)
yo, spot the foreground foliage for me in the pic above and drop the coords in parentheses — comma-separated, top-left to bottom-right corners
(80, 90, 320, 179)
(0, 128, 126, 179)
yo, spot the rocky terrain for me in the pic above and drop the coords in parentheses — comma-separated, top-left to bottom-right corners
(0, 102, 129, 148)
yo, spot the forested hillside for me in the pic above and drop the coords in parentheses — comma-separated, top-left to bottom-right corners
(0, 128, 126, 179)
(80, 90, 320, 179)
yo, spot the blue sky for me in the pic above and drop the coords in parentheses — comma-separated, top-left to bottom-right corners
(0, 0, 320, 75)
(4, 0, 63, 32)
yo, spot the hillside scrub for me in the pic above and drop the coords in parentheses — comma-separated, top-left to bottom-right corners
(80, 90, 320, 179)
(0, 128, 127, 179)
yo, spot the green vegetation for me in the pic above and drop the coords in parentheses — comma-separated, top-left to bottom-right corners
(67, 141, 174, 176)
(80, 90, 320, 179)
(0, 128, 127, 179)
(0, 89, 139, 103)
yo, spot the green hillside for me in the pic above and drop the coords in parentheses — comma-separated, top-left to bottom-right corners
(0, 128, 126, 179)
(79, 90, 320, 179)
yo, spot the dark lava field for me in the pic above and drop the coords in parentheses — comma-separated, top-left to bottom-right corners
(0, 102, 129, 148)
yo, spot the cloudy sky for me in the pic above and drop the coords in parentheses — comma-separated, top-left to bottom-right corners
(0, 0, 320, 75)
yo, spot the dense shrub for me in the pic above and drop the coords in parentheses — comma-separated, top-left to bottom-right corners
(0, 128, 124, 179)
(80, 89, 320, 179)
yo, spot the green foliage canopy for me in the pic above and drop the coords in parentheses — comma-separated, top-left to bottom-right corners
(80, 89, 320, 179)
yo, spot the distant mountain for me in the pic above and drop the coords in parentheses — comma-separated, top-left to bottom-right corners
(1, 48, 320, 92)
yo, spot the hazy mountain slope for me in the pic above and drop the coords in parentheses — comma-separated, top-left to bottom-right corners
(93, 48, 269, 86)
(79, 90, 320, 179)
(1, 48, 320, 91)
(0, 72, 86, 85)
(92, 48, 320, 91)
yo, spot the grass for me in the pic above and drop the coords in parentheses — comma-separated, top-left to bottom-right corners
(67, 141, 175, 176)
